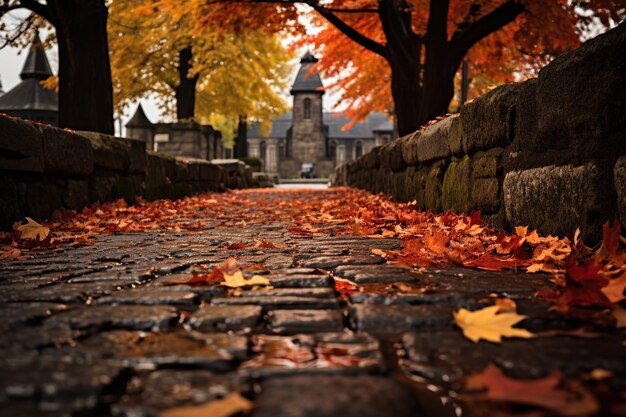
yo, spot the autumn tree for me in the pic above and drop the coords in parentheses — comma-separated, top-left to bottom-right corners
(0, 0, 114, 134)
(188, 0, 625, 136)
(108, 1, 297, 154)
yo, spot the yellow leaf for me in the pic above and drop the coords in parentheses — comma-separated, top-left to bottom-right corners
(14, 217, 50, 241)
(221, 271, 270, 288)
(601, 272, 626, 303)
(515, 226, 528, 238)
(453, 305, 534, 343)
(157, 393, 252, 417)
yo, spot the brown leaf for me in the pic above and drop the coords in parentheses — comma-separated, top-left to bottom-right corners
(467, 364, 598, 416)
(14, 217, 50, 241)
(157, 392, 252, 417)
(601, 272, 626, 303)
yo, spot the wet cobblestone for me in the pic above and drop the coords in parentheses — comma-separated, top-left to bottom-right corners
(0, 191, 624, 417)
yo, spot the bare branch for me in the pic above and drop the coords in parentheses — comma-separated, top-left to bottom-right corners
(450, 0, 524, 61)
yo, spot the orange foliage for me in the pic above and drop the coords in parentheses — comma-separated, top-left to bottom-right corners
(295, 0, 624, 121)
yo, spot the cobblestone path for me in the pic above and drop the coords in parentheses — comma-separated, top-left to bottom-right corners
(0, 189, 624, 417)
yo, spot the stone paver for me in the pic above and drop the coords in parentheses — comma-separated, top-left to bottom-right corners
(0, 189, 624, 416)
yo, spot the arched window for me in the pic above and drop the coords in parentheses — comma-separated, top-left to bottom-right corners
(303, 98, 312, 120)
(327, 140, 337, 160)
(355, 141, 363, 159)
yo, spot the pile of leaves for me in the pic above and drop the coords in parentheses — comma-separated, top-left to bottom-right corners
(1, 188, 624, 315)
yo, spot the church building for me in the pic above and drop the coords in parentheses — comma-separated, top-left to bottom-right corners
(0, 35, 58, 126)
(246, 51, 394, 179)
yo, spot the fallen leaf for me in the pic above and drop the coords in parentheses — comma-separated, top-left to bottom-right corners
(157, 392, 252, 417)
(174, 267, 224, 285)
(453, 305, 534, 343)
(494, 297, 517, 313)
(221, 271, 270, 288)
(371, 248, 388, 258)
(467, 364, 598, 416)
(612, 306, 626, 328)
(14, 217, 50, 241)
(601, 272, 626, 303)
(218, 257, 240, 275)
(601, 217, 621, 257)
(515, 226, 528, 238)
(589, 369, 613, 380)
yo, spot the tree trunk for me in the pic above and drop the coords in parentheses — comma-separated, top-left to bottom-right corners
(175, 46, 198, 121)
(49, 0, 114, 134)
(234, 115, 248, 159)
(388, 56, 422, 136)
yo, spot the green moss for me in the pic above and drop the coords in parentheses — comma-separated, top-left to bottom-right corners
(442, 155, 471, 212)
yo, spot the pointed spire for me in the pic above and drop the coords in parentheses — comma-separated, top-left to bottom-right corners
(126, 103, 154, 128)
(291, 50, 324, 95)
(20, 34, 53, 80)
(300, 50, 318, 64)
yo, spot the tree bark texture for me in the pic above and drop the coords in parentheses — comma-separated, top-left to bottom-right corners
(235, 115, 248, 159)
(175, 46, 199, 121)
(45, 0, 114, 134)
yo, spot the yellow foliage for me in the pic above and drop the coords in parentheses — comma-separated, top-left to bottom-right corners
(108, 0, 293, 141)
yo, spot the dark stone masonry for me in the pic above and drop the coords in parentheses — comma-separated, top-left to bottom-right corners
(0, 117, 258, 230)
(333, 23, 626, 242)
(0, 196, 624, 417)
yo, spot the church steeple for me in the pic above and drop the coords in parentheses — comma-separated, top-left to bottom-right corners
(20, 34, 53, 80)
(290, 50, 324, 95)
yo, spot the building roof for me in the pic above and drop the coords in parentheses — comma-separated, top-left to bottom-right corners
(20, 35, 53, 80)
(324, 112, 393, 139)
(126, 103, 154, 127)
(247, 111, 393, 140)
(290, 51, 324, 95)
(0, 79, 58, 111)
(0, 35, 57, 112)
(247, 112, 292, 139)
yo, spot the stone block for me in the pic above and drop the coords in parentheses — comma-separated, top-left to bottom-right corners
(417, 117, 453, 163)
(63, 179, 89, 210)
(471, 178, 500, 214)
(78, 131, 131, 172)
(400, 131, 420, 166)
(0, 114, 44, 173)
(513, 78, 540, 151)
(424, 164, 443, 212)
(537, 23, 626, 146)
(615, 156, 626, 228)
(199, 162, 222, 182)
(40, 125, 94, 175)
(471, 148, 503, 179)
(90, 176, 116, 203)
(175, 160, 190, 182)
(361, 146, 381, 169)
(113, 176, 140, 204)
(122, 137, 147, 174)
(460, 82, 522, 155)
(447, 115, 463, 156)
(0, 174, 25, 229)
(503, 163, 613, 241)
(378, 140, 406, 172)
(442, 156, 472, 213)
(25, 180, 63, 221)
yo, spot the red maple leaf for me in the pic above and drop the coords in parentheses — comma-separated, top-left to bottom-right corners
(601, 217, 621, 257)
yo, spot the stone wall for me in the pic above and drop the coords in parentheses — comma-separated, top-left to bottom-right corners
(0, 115, 256, 230)
(333, 23, 626, 241)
